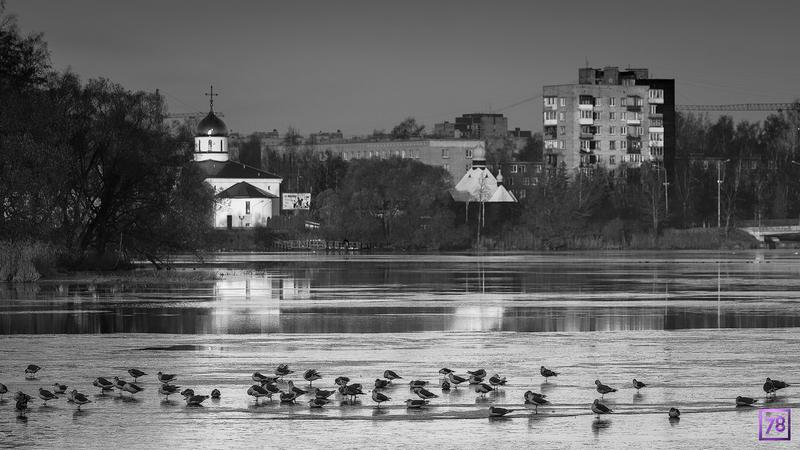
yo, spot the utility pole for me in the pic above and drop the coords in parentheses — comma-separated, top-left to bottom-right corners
(717, 159, 730, 229)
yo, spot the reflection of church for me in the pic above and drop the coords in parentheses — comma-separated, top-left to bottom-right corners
(193, 88, 283, 228)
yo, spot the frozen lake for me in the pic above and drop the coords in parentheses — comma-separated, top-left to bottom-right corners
(0, 251, 798, 448)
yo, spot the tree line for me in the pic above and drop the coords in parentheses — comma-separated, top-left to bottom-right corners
(1, 7, 213, 268)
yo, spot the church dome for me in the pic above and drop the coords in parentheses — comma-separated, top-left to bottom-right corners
(197, 111, 228, 137)
(472, 144, 486, 161)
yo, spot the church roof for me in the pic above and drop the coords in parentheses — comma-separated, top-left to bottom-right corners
(196, 160, 282, 179)
(489, 185, 517, 202)
(197, 111, 228, 137)
(216, 182, 278, 199)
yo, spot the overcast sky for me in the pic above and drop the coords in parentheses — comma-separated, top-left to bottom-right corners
(8, 0, 800, 135)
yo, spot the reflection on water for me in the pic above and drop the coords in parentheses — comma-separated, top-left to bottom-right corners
(2, 251, 800, 334)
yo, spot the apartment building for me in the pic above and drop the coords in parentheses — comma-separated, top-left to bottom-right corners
(542, 66, 675, 175)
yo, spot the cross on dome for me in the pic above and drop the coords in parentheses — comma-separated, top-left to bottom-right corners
(205, 85, 218, 111)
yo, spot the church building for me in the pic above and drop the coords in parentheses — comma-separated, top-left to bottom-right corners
(193, 89, 283, 228)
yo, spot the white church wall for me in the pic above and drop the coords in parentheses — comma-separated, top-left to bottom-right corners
(213, 198, 274, 228)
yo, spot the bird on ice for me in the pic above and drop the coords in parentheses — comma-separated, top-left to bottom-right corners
(247, 385, 272, 404)
(468, 374, 485, 385)
(279, 391, 299, 403)
(303, 369, 322, 386)
(38, 388, 59, 405)
(438, 368, 453, 375)
(404, 399, 429, 409)
(413, 387, 439, 400)
(308, 398, 330, 408)
(408, 380, 428, 389)
(447, 372, 467, 388)
(25, 364, 41, 379)
(93, 377, 115, 394)
(122, 381, 144, 396)
(252, 372, 271, 383)
(540, 366, 559, 382)
(372, 390, 391, 407)
(311, 387, 335, 399)
(334, 376, 350, 387)
(668, 407, 681, 419)
(15, 398, 29, 418)
(591, 399, 613, 417)
(488, 374, 507, 387)
(467, 369, 487, 379)
(763, 378, 790, 397)
(180, 388, 195, 399)
(0, 383, 7, 399)
(489, 406, 514, 417)
(275, 364, 294, 377)
(127, 368, 146, 382)
(595, 380, 617, 398)
(52, 383, 68, 395)
(632, 379, 647, 392)
(441, 380, 451, 391)
(374, 379, 390, 389)
(287, 381, 308, 397)
(185, 394, 209, 407)
(158, 384, 181, 399)
(384, 370, 402, 381)
(71, 391, 92, 410)
(342, 384, 365, 402)
(474, 383, 494, 397)
(736, 396, 758, 406)
(157, 372, 178, 384)
(211, 389, 221, 399)
(523, 391, 549, 413)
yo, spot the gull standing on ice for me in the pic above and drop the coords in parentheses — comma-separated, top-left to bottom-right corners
(595, 380, 617, 399)
(591, 399, 613, 417)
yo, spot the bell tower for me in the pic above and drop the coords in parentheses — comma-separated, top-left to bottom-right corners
(194, 85, 230, 162)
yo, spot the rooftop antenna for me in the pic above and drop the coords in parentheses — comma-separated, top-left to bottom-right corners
(205, 85, 218, 112)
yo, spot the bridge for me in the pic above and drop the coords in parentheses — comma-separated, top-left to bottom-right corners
(738, 220, 800, 242)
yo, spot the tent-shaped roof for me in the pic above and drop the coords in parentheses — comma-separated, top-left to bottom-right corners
(489, 185, 517, 202)
(216, 182, 278, 199)
(196, 160, 282, 180)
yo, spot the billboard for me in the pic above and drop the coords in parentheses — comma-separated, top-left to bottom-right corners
(282, 193, 311, 210)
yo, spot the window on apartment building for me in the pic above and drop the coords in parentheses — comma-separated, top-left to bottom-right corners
(649, 89, 664, 99)
(621, 111, 627, 120)
(636, 126, 643, 135)
(595, 141, 602, 151)
(580, 110, 593, 119)
(511, 165, 518, 173)
(559, 126, 566, 135)
(621, 126, 627, 135)
(649, 132, 663, 141)
(544, 111, 557, 121)
(558, 140, 565, 149)
(443, 163, 449, 171)
(609, 126, 615, 134)
(621, 97, 628, 106)
(609, 140, 616, 150)
(441, 148, 449, 159)
(650, 104, 658, 114)
(621, 140, 628, 150)
(559, 112, 565, 121)
(559, 97, 566, 106)
(595, 97, 602, 107)
(610, 155, 616, 165)
(609, 112, 616, 120)
(465, 148, 472, 158)
(609, 97, 616, 107)
(521, 165, 527, 173)
(622, 78, 635, 86)
(634, 112, 642, 121)
(245, 201, 251, 215)
(651, 118, 663, 127)
(544, 96, 557, 106)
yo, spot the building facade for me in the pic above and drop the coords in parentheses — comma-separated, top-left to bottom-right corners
(542, 66, 675, 175)
(302, 139, 485, 183)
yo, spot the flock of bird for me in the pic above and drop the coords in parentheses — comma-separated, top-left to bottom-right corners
(2, 364, 791, 421)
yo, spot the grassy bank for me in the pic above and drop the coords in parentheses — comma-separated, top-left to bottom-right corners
(0, 241, 62, 282)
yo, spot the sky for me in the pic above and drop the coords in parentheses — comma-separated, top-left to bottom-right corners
(7, 0, 800, 136)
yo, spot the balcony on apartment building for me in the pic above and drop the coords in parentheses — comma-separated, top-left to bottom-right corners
(626, 135, 642, 154)
(578, 95, 595, 110)
(579, 125, 597, 139)
(648, 90, 664, 104)
(544, 126, 558, 141)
